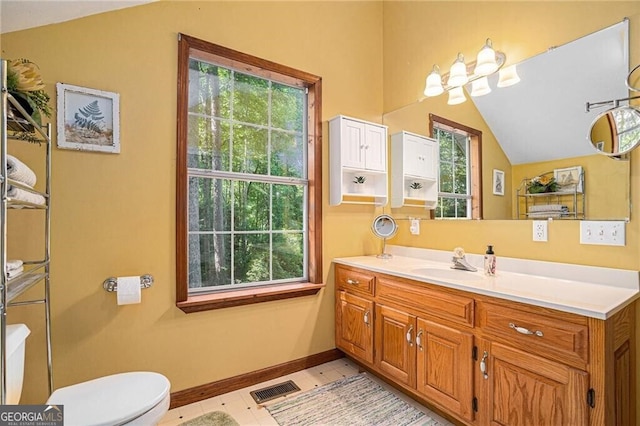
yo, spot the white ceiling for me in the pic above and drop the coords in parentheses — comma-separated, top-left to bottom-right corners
(471, 20, 629, 165)
(1, 0, 155, 34)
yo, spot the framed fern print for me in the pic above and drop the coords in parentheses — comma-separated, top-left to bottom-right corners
(56, 83, 120, 153)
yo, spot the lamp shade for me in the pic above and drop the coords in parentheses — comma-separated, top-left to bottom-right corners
(424, 66, 444, 97)
(497, 64, 521, 87)
(447, 86, 466, 105)
(447, 53, 468, 87)
(470, 76, 491, 97)
(474, 39, 499, 76)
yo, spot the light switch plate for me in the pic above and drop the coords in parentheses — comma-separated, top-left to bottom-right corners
(579, 220, 626, 246)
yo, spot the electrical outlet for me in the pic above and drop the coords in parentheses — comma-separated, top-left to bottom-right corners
(409, 219, 420, 235)
(580, 220, 626, 246)
(533, 220, 548, 242)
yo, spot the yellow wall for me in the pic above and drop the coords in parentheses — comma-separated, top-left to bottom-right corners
(3, 1, 640, 421)
(513, 155, 629, 220)
(383, 2, 640, 421)
(2, 1, 385, 403)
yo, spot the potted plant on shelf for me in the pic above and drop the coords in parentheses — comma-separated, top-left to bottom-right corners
(6, 58, 52, 142)
(352, 176, 366, 193)
(408, 181, 423, 198)
(527, 175, 558, 194)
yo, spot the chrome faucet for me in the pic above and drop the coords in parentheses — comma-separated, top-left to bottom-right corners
(451, 247, 478, 272)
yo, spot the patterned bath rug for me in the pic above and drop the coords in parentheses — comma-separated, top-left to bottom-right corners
(179, 410, 240, 426)
(266, 373, 447, 426)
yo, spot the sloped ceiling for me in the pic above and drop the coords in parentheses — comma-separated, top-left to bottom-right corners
(471, 20, 629, 165)
(1, 0, 155, 34)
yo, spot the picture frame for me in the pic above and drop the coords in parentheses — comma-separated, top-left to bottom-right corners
(554, 166, 583, 193)
(492, 169, 505, 196)
(56, 83, 120, 153)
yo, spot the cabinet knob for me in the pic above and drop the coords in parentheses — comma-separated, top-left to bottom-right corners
(416, 329, 424, 351)
(363, 310, 370, 326)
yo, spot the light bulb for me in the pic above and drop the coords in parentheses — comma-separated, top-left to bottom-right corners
(498, 64, 521, 87)
(470, 76, 491, 97)
(424, 65, 444, 97)
(474, 39, 499, 76)
(447, 86, 466, 105)
(447, 53, 468, 87)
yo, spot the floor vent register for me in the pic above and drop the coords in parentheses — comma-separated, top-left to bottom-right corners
(250, 380, 301, 404)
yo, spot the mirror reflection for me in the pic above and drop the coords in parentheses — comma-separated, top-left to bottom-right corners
(385, 20, 631, 220)
(590, 106, 640, 156)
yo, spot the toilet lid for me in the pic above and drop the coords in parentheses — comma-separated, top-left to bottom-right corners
(46, 372, 170, 426)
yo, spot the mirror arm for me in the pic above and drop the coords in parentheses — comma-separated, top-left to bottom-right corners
(586, 95, 640, 113)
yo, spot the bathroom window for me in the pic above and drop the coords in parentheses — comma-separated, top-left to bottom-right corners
(429, 114, 482, 219)
(176, 34, 323, 312)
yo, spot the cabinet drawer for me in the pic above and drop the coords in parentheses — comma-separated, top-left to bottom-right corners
(335, 265, 375, 296)
(477, 301, 588, 367)
(377, 277, 474, 327)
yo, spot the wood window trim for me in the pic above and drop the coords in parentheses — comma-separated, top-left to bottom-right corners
(429, 114, 483, 220)
(175, 34, 324, 313)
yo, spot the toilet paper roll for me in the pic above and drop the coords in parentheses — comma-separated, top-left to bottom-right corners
(117, 276, 142, 305)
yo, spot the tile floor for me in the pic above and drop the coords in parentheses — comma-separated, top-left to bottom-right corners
(159, 358, 454, 426)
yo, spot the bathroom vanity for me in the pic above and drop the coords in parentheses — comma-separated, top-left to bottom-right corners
(333, 247, 638, 426)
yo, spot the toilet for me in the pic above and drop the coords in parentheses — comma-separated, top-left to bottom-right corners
(6, 324, 171, 425)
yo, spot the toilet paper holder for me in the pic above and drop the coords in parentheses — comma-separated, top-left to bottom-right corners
(103, 274, 154, 292)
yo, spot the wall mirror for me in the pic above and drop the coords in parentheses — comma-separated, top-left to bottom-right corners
(589, 105, 640, 157)
(384, 19, 631, 220)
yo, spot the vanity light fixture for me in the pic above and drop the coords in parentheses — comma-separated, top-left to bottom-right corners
(423, 38, 520, 105)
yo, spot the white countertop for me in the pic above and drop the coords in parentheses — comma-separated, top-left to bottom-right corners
(333, 245, 640, 320)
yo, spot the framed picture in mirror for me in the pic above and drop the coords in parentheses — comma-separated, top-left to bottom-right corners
(554, 166, 583, 193)
(493, 169, 504, 196)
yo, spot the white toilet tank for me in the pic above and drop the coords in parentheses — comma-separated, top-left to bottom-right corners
(5, 324, 30, 404)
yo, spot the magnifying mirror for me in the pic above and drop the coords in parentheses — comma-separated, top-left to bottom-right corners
(371, 214, 398, 259)
(588, 105, 640, 157)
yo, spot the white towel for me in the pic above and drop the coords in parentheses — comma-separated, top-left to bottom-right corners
(7, 266, 24, 279)
(6, 259, 23, 271)
(7, 185, 45, 206)
(6, 155, 37, 187)
(528, 204, 568, 213)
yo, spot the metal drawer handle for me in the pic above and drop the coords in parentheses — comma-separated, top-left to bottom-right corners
(416, 329, 424, 351)
(364, 310, 370, 326)
(509, 322, 544, 337)
(406, 325, 414, 346)
(480, 351, 489, 379)
(346, 278, 360, 285)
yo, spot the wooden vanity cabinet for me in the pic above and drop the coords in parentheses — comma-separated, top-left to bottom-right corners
(479, 339, 589, 425)
(336, 265, 477, 423)
(336, 291, 374, 363)
(335, 266, 375, 364)
(334, 263, 636, 426)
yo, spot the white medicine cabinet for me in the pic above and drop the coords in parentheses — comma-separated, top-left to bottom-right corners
(329, 115, 388, 206)
(391, 131, 439, 208)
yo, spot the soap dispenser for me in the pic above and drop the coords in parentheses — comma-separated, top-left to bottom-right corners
(484, 245, 496, 276)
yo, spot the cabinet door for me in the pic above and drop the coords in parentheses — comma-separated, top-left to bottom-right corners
(336, 291, 374, 364)
(363, 124, 387, 172)
(416, 318, 474, 422)
(375, 304, 416, 387)
(340, 118, 366, 169)
(483, 341, 589, 426)
(404, 134, 437, 179)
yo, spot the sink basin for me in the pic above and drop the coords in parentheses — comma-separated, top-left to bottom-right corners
(410, 267, 482, 281)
